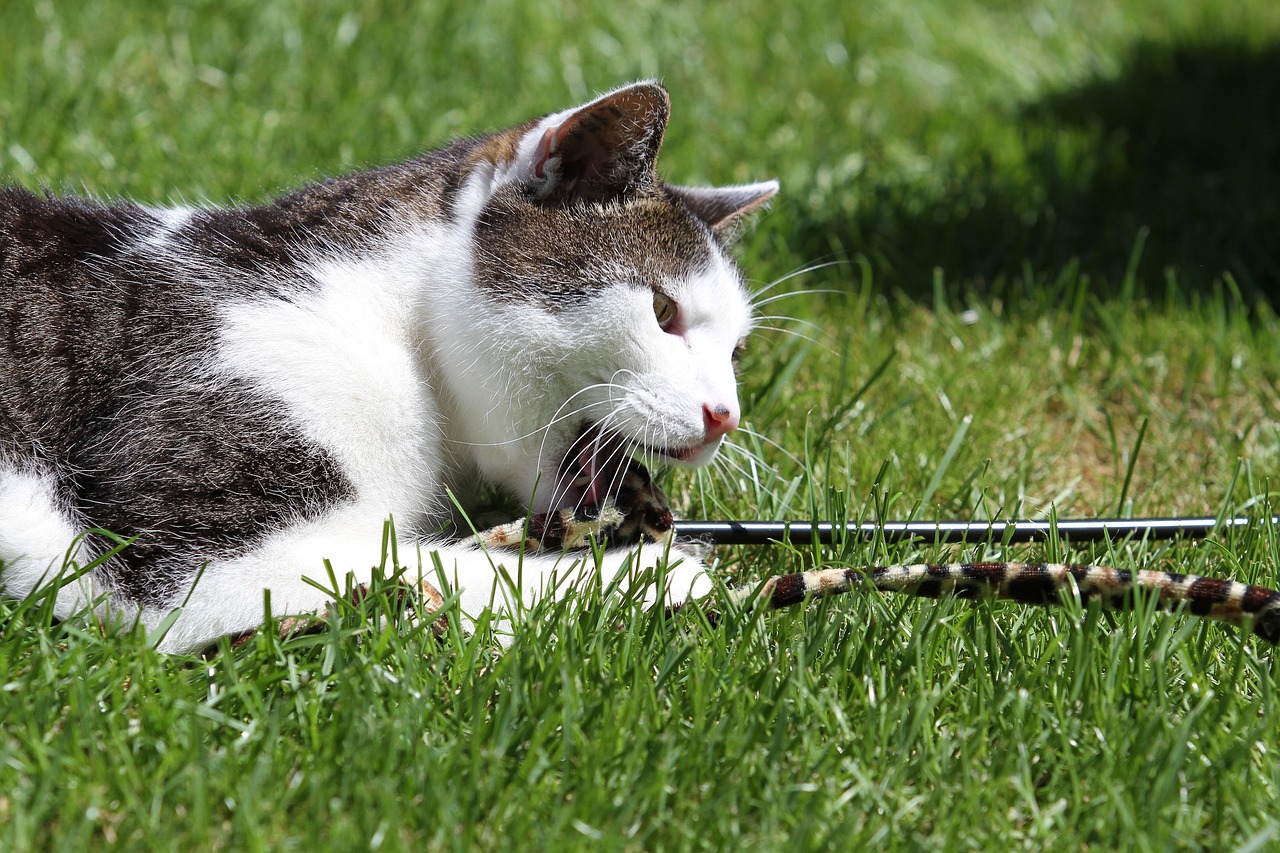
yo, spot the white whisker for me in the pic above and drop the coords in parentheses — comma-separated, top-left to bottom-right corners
(750, 325, 822, 346)
(446, 383, 618, 448)
(707, 450, 761, 492)
(751, 288, 840, 309)
(718, 437, 775, 475)
(752, 313, 825, 334)
(732, 426, 804, 468)
(748, 260, 849, 302)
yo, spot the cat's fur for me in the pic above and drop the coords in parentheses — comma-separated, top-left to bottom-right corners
(0, 81, 777, 652)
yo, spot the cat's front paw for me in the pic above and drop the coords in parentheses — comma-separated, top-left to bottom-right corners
(620, 540, 714, 611)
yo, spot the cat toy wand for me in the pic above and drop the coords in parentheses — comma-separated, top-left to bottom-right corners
(674, 514, 1280, 546)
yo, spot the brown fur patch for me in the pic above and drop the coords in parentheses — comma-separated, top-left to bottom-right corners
(472, 188, 714, 307)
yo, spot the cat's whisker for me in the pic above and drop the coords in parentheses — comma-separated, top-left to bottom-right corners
(748, 260, 849, 302)
(608, 367, 641, 382)
(560, 427, 629, 518)
(732, 425, 805, 468)
(448, 385, 616, 448)
(545, 405, 644, 516)
(542, 414, 619, 512)
(749, 324, 822, 346)
(707, 446, 771, 497)
(532, 392, 626, 487)
(717, 437, 776, 478)
(702, 453, 736, 492)
(751, 313, 825, 334)
(701, 456, 748, 506)
(750, 288, 841, 310)
(603, 441, 641, 515)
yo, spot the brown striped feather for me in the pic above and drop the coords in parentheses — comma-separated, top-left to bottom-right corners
(722, 563, 1280, 645)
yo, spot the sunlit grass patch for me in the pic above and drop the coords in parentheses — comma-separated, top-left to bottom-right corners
(3, 0, 1280, 849)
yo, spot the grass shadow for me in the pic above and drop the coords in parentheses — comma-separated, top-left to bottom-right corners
(788, 38, 1280, 302)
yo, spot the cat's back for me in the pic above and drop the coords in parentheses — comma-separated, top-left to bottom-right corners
(0, 181, 368, 595)
(0, 187, 164, 450)
(0, 158, 456, 460)
(0, 185, 162, 302)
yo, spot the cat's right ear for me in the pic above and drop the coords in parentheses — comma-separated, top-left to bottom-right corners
(502, 82, 671, 206)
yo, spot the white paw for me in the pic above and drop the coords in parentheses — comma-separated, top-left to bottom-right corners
(656, 552, 714, 607)
(609, 541, 713, 610)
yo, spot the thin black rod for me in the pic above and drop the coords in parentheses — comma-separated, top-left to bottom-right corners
(673, 516, 1280, 546)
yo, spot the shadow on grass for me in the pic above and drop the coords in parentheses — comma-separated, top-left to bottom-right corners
(791, 38, 1280, 302)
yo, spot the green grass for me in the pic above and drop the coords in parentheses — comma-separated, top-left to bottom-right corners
(4, 0, 1280, 849)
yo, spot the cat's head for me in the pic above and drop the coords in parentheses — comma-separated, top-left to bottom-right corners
(447, 82, 776, 513)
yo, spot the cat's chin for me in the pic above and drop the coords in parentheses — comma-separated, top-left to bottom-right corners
(653, 440, 721, 468)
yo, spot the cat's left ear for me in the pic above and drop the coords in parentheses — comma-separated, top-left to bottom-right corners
(667, 181, 780, 237)
(512, 81, 670, 205)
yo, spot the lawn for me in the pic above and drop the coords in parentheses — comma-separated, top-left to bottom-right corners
(3, 0, 1280, 849)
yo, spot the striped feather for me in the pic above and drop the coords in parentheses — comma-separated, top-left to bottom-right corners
(723, 563, 1280, 645)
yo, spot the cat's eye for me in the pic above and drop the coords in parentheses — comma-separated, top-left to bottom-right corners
(653, 292, 678, 331)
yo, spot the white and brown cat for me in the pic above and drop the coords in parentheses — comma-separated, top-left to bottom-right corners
(5, 81, 1278, 652)
(0, 81, 776, 651)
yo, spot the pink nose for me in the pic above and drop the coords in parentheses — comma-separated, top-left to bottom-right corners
(703, 404, 740, 441)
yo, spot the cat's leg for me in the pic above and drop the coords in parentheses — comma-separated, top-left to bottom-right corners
(467, 532, 710, 602)
(0, 465, 109, 620)
(225, 573, 450, 651)
(155, 499, 711, 653)
(147, 506, 432, 652)
(172, 538, 710, 654)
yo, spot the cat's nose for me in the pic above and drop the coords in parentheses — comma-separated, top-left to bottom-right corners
(702, 404, 740, 441)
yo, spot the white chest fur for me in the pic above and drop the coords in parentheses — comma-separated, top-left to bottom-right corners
(214, 233, 456, 524)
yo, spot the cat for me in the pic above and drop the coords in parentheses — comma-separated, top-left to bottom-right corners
(0, 81, 778, 652)
(6, 81, 1277, 654)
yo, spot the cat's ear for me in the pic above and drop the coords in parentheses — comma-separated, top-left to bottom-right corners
(667, 181, 780, 237)
(513, 82, 670, 205)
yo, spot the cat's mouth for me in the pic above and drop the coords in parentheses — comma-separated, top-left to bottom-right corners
(555, 423, 701, 509)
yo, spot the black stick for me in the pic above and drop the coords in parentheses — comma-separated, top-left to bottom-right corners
(674, 515, 1280, 546)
